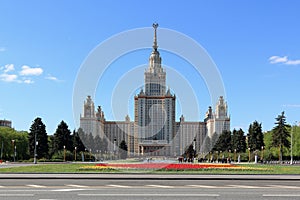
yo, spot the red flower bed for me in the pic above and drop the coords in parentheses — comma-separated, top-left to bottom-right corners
(96, 163, 238, 170)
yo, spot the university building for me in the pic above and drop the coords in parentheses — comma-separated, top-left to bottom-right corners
(0, 119, 12, 128)
(80, 24, 230, 157)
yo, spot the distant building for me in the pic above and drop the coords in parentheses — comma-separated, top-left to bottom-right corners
(0, 119, 12, 128)
(80, 24, 230, 157)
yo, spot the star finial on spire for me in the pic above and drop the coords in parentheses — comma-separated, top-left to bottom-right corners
(152, 23, 159, 50)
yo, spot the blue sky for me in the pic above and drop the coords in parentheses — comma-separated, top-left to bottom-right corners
(0, 0, 299, 134)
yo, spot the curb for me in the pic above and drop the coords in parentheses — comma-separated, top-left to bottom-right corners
(1, 174, 300, 180)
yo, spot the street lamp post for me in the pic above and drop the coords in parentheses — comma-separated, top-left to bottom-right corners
(234, 149, 237, 162)
(74, 147, 77, 161)
(248, 148, 251, 162)
(11, 140, 15, 162)
(113, 137, 116, 151)
(33, 131, 38, 164)
(113, 137, 117, 160)
(261, 146, 264, 162)
(14, 145, 17, 162)
(63, 145, 66, 162)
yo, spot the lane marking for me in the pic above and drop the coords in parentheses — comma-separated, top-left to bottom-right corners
(187, 185, 219, 188)
(146, 185, 174, 188)
(27, 184, 46, 188)
(0, 189, 49, 192)
(106, 184, 132, 188)
(39, 199, 57, 200)
(227, 185, 261, 189)
(263, 194, 300, 197)
(65, 184, 88, 188)
(0, 194, 35, 197)
(52, 188, 88, 192)
(78, 193, 219, 197)
(267, 185, 300, 189)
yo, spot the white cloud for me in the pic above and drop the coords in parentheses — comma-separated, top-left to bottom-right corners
(3, 64, 15, 73)
(285, 59, 300, 65)
(23, 79, 34, 84)
(282, 104, 300, 108)
(20, 65, 43, 76)
(45, 74, 63, 82)
(269, 56, 288, 64)
(0, 47, 6, 52)
(269, 55, 300, 65)
(0, 73, 18, 82)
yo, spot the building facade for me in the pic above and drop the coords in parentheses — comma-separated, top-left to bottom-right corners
(80, 24, 230, 157)
(0, 119, 12, 128)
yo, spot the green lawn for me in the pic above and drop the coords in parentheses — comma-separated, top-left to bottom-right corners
(0, 163, 299, 174)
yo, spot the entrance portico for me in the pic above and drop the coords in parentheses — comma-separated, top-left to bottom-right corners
(139, 140, 170, 156)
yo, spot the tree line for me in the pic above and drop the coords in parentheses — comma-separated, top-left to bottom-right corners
(0, 111, 298, 162)
(28, 118, 111, 161)
(188, 111, 297, 162)
(0, 117, 111, 162)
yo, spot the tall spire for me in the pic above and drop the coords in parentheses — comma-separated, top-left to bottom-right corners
(152, 23, 158, 51)
(148, 23, 162, 73)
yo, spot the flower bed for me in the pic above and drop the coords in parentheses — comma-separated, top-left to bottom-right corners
(79, 165, 115, 171)
(95, 163, 246, 170)
(79, 162, 270, 172)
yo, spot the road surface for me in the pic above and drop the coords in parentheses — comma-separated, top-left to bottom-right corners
(0, 176, 300, 199)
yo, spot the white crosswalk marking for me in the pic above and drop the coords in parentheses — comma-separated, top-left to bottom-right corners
(39, 199, 58, 200)
(106, 184, 132, 188)
(187, 185, 219, 188)
(263, 194, 300, 197)
(66, 184, 88, 188)
(27, 184, 46, 188)
(267, 185, 300, 189)
(227, 185, 261, 188)
(146, 185, 174, 188)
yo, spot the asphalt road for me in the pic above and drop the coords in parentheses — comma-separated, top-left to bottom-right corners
(0, 178, 300, 200)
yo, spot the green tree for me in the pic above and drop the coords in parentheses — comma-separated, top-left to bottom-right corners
(0, 127, 30, 161)
(48, 135, 55, 157)
(119, 140, 128, 159)
(247, 121, 264, 151)
(183, 144, 196, 160)
(53, 121, 72, 153)
(28, 117, 49, 159)
(72, 128, 85, 152)
(263, 130, 277, 160)
(290, 125, 300, 159)
(210, 132, 219, 149)
(272, 111, 290, 162)
(212, 130, 231, 152)
(231, 128, 246, 153)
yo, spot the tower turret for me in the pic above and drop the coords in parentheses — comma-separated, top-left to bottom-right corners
(145, 23, 166, 96)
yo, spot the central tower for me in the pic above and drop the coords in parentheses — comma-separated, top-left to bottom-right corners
(145, 23, 166, 96)
(133, 23, 176, 156)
